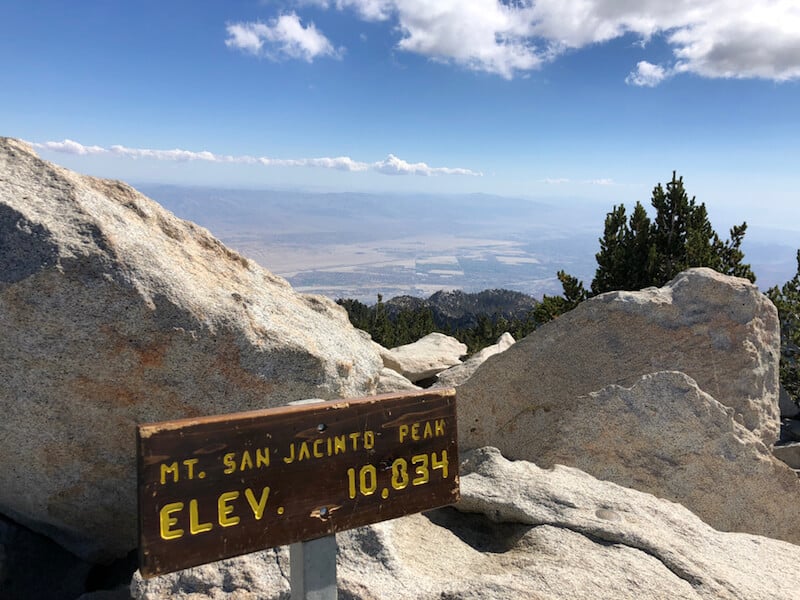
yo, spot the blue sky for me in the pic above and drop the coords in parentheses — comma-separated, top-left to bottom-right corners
(2, 0, 799, 228)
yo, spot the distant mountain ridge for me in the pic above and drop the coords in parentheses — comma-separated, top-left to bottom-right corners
(385, 288, 537, 330)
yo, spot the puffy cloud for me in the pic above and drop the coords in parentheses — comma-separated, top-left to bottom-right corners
(286, 0, 542, 78)
(667, 2, 800, 80)
(625, 61, 668, 87)
(311, 0, 800, 82)
(225, 13, 339, 62)
(391, 0, 543, 80)
(33, 139, 106, 155)
(526, 0, 693, 48)
(302, 1, 394, 21)
(334, 0, 394, 21)
(108, 145, 231, 162)
(224, 22, 266, 55)
(30, 140, 479, 176)
(373, 153, 481, 176)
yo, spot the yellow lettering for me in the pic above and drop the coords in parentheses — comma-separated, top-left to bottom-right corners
(189, 499, 212, 535)
(239, 450, 253, 471)
(159, 502, 184, 540)
(256, 447, 270, 468)
(435, 419, 446, 436)
(349, 432, 360, 450)
(327, 437, 333, 456)
(399, 425, 409, 443)
(218, 491, 240, 527)
(432, 450, 449, 478)
(284, 443, 296, 464)
(160, 462, 179, 485)
(411, 422, 421, 441)
(334, 435, 346, 454)
(412, 454, 430, 485)
(363, 430, 374, 449)
(298, 442, 311, 461)
(313, 439, 324, 458)
(183, 458, 199, 479)
(223, 453, 236, 474)
(391, 458, 409, 489)
(423, 421, 433, 439)
(245, 486, 270, 520)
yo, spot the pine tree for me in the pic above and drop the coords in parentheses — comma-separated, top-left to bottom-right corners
(336, 298, 372, 330)
(714, 223, 754, 280)
(592, 202, 656, 294)
(371, 294, 394, 347)
(650, 172, 694, 282)
(535, 271, 589, 324)
(541, 171, 755, 324)
(626, 201, 655, 290)
(768, 250, 800, 405)
(592, 205, 629, 294)
(591, 171, 754, 296)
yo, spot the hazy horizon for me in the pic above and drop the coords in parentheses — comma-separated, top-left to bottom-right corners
(137, 183, 800, 303)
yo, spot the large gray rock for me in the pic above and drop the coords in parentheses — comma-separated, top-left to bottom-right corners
(434, 331, 515, 388)
(132, 447, 800, 599)
(466, 370, 800, 542)
(456, 447, 800, 599)
(455, 270, 794, 542)
(382, 332, 467, 383)
(375, 367, 420, 394)
(459, 268, 781, 448)
(0, 138, 384, 561)
(773, 442, 800, 469)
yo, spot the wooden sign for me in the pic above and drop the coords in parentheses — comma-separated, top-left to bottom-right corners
(137, 389, 459, 577)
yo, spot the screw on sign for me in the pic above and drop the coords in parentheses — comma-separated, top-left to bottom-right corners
(136, 388, 459, 578)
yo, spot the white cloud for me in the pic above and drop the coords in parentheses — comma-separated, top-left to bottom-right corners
(588, 178, 615, 186)
(337, 0, 394, 21)
(30, 140, 480, 177)
(108, 145, 234, 162)
(374, 153, 481, 176)
(311, 0, 800, 82)
(526, 0, 693, 49)
(392, 0, 543, 79)
(542, 177, 570, 184)
(224, 23, 266, 55)
(33, 139, 106, 155)
(225, 13, 339, 62)
(625, 61, 668, 87)
(667, 2, 800, 80)
(302, 1, 393, 21)
(257, 155, 370, 171)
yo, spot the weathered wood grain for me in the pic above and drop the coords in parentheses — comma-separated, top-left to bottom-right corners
(137, 389, 459, 577)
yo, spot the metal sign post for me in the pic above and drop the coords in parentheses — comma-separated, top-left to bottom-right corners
(290, 536, 338, 600)
(287, 398, 336, 600)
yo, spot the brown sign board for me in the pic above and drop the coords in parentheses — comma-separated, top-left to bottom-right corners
(137, 388, 459, 578)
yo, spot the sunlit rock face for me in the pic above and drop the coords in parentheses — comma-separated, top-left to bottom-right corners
(456, 269, 798, 542)
(0, 137, 384, 560)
